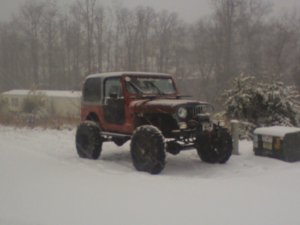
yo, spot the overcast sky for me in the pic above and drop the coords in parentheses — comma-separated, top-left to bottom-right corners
(1, 0, 300, 23)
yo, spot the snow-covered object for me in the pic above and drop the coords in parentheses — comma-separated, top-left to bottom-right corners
(2, 89, 81, 117)
(135, 99, 205, 107)
(254, 126, 300, 162)
(2, 89, 81, 98)
(223, 75, 299, 129)
(254, 126, 300, 138)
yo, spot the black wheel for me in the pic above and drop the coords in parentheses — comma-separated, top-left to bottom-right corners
(130, 125, 166, 174)
(196, 129, 232, 164)
(76, 121, 102, 159)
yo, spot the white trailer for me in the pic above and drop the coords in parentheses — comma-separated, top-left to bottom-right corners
(1, 90, 81, 118)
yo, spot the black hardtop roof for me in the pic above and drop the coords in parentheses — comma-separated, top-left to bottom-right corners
(86, 72, 172, 80)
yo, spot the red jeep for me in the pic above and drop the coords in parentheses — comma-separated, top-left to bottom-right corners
(76, 72, 232, 174)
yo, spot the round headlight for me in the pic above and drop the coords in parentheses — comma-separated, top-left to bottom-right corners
(177, 107, 187, 119)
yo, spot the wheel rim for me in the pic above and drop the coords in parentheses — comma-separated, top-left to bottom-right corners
(133, 138, 153, 166)
(212, 133, 232, 162)
(78, 134, 89, 150)
(131, 126, 165, 174)
(198, 130, 232, 163)
(77, 132, 93, 156)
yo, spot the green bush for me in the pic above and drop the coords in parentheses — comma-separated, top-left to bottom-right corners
(22, 91, 46, 114)
(222, 75, 299, 127)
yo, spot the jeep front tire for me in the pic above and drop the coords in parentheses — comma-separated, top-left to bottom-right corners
(130, 125, 166, 174)
(76, 121, 102, 159)
(196, 129, 232, 164)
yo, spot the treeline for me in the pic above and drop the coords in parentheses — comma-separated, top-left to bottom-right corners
(0, 0, 300, 102)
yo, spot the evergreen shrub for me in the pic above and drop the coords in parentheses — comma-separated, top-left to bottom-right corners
(222, 75, 300, 138)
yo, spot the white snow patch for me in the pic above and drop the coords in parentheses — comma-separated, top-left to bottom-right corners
(0, 126, 300, 225)
(254, 126, 300, 138)
(2, 89, 81, 98)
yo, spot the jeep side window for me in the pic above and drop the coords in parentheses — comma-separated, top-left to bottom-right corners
(83, 78, 101, 102)
(104, 78, 123, 100)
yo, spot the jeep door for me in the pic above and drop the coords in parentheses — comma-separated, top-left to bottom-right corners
(103, 77, 125, 125)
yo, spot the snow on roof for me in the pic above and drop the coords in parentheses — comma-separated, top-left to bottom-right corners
(2, 90, 81, 98)
(87, 71, 172, 79)
(254, 126, 300, 138)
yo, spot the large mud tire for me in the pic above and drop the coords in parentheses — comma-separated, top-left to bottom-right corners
(196, 129, 232, 164)
(76, 121, 102, 159)
(131, 125, 166, 174)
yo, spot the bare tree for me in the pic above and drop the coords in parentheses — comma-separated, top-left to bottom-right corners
(134, 6, 156, 71)
(41, 1, 60, 88)
(191, 20, 217, 79)
(211, 0, 241, 83)
(20, 0, 45, 86)
(94, 6, 105, 72)
(235, 0, 271, 77)
(116, 7, 139, 70)
(76, 0, 96, 74)
(1, 0, 300, 100)
(0, 21, 27, 90)
(61, 7, 83, 89)
(154, 10, 179, 72)
(263, 14, 299, 82)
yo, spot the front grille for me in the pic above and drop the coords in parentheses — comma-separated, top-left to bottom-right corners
(187, 105, 202, 120)
(193, 106, 202, 117)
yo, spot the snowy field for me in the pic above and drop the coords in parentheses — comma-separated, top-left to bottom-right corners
(0, 126, 300, 225)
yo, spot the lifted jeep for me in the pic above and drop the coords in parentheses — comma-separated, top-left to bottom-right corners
(76, 72, 232, 174)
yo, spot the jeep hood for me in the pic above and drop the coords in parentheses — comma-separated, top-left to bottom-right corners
(130, 98, 206, 114)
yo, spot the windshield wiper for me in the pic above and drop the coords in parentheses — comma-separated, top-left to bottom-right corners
(127, 81, 145, 95)
(147, 81, 166, 95)
(126, 81, 157, 99)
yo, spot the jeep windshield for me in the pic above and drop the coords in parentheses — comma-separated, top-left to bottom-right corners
(125, 76, 176, 97)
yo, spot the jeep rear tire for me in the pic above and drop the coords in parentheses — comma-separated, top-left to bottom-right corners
(196, 129, 232, 164)
(76, 121, 102, 159)
(130, 125, 166, 174)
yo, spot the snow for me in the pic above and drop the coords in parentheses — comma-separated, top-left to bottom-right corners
(87, 71, 171, 79)
(133, 99, 207, 108)
(2, 90, 81, 98)
(254, 126, 300, 138)
(1, 126, 300, 225)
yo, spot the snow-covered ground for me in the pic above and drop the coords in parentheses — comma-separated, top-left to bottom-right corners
(0, 126, 300, 225)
